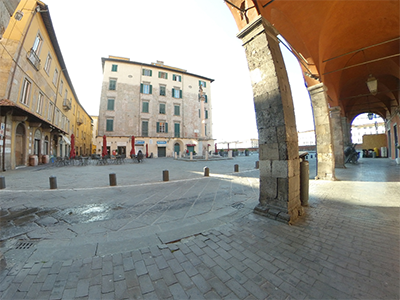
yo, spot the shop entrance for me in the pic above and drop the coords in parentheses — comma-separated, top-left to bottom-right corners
(15, 123, 25, 166)
(158, 147, 166, 157)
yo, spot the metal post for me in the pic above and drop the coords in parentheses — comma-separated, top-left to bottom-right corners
(234, 164, 239, 172)
(255, 161, 259, 169)
(0, 176, 5, 189)
(109, 173, 117, 186)
(300, 160, 309, 206)
(163, 170, 169, 181)
(204, 167, 209, 177)
(49, 176, 57, 189)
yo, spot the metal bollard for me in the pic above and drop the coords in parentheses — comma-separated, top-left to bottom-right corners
(234, 164, 239, 172)
(0, 176, 5, 189)
(163, 170, 169, 181)
(255, 161, 259, 169)
(49, 176, 57, 189)
(300, 160, 309, 206)
(109, 173, 117, 186)
(204, 167, 209, 177)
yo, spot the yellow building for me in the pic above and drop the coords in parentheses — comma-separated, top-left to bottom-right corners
(0, 0, 92, 170)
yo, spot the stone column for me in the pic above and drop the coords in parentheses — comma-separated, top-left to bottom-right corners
(330, 106, 345, 168)
(308, 83, 336, 180)
(237, 16, 303, 224)
(342, 116, 352, 147)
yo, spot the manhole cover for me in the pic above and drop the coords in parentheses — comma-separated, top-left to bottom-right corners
(15, 241, 35, 250)
(231, 202, 244, 209)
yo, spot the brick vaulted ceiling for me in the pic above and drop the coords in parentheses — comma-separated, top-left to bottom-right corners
(226, 0, 400, 122)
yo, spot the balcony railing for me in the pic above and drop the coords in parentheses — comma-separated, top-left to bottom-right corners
(27, 48, 41, 70)
(63, 99, 71, 111)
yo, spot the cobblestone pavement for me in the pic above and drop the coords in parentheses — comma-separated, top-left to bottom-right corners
(0, 156, 399, 299)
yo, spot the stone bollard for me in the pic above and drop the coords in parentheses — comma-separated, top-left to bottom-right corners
(49, 176, 57, 189)
(163, 170, 169, 181)
(109, 173, 117, 186)
(0, 176, 5, 189)
(234, 164, 239, 172)
(255, 161, 259, 169)
(204, 167, 209, 177)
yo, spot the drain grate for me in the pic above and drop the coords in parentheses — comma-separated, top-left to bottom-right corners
(15, 241, 35, 250)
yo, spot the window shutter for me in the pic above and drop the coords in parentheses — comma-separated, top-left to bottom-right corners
(172, 88, 175, 97)
(149, 85, 152, 94)
(156, 122, 160, 133)
(142, 69, 145, 75)
(150, 70, 152, 76)
(199, 80, 201, 86)
(158, 72, 161, 78)
(179, 90, 182, 98)
(204, 82, 206, 88)
(165, 123, 168, 133)
(165, 73, 168, 79)
(140, 83, 143, 93)
(205, 95, 208, 103)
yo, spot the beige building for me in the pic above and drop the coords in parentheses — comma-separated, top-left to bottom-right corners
(97, 56, 214, 158)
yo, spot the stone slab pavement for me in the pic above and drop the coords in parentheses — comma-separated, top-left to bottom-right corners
(0, 156, 399, 299)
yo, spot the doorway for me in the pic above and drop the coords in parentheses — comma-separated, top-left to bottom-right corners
(158, 147, 166, 157)
(174, 143, 180, 156)
(15, 123, 25, 166)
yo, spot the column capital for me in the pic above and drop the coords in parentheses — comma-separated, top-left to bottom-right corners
(307, 82, 327, 95)
(237, 15, 279, 45)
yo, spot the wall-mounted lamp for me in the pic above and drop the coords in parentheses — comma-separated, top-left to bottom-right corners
(368, 112, 374, 120)
(366, 75, 378, 95)
(14, 10, 24, 20)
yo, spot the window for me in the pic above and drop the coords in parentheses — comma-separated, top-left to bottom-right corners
(20, 79, 31, 105)
(142, 101, 149, 113)
(32, 33, 43, 54)
(160, 85, 166, 96)
(37, 92, 44, 114)
(44, 54, 52, 74)
(109, 79, 116, 90)
(172, 74, 181, 82)
(142, 121, 149, 136)
(172, 88, 182, 98)
(174, 123, 180, 138)
(142, 69, 152, 76)
(52, 68, 58, 86)
(174, 105, 180, 116)
(159, 103, 166, 114)
(107, 98, 115, 110)
(54, 109, 59, 125)
(158, 71, 168, 79)
(48, 102, 53, 121)
(111, 64, 118, 72)
(199, 80, 206, 87)
(157, 122, 168, 133)
(59, 80, 63, 95)
(106, 119, 114, 131)
(140, 83, 152, 94)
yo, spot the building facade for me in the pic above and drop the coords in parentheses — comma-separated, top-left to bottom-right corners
(0, 0, 92, 170)
(97, 56, 214, 158)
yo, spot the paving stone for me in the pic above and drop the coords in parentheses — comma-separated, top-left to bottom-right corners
(122, 257, 134, 271)
(153, 279, 172, 299)
(18, 274, 36, 292)
(49, 280, 67, 300)
(199, 254, 216, 268)
(12, 267, 30, 283)
(135, 260, 148, 276)
(160, 268, 178, 286)
(88, 284, 101, 300)
(62, 287, 76, 299)
(227, 266, 248, 285)
(113, 265, 125, 282)
(28, 262, 44, 275)
(75, 278, 90, 298)
(79, 263, 93, 279)
(209, 276, 230, 297)
(41, 273, 57, 291)
(191, 273, 211, 293)
(101, 274, 114, 294)
(167, 258, 184, 274)
(147, 263, 162, 281)
(180, 260, 198, 277)
(175, 271, 194, 289)
(138, 274, 154, 294)
(34, 266, 51, 283)
(155, 255, 169, 270)
(125, 269, 139, 288)
(186, 252, 202, 266)
(112, 253, 123, 266)
(91, 256, 102, 270)
(114, 279, 127, 299)
(196, 263, 214, 280)
(211, 265, 231, 283)
(102, 260, 113, 276)
(168, 282, 187, 299)
(226, 278, 250, 299)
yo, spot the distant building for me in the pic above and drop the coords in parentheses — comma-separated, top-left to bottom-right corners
(351, 114, 385, 144)
(97, 56, 214, 157)
(0, 0, 92, 170)
(298, 130, 316, 146)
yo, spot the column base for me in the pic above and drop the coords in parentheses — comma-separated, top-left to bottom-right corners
(254, 203, 304, 225)
(315, 174, 337, 180)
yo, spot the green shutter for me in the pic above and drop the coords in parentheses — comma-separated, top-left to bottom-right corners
(165, 123, 168, 133)
(150, 70, 152, 76)
(165, 73, 168, 79)
(172, 88, 175, 97)
(158, 72, 161, 78)
(205, 95, 208, 103)
(142, 69, 145, 75)
(179, 90, 182, 98)
(140, 83, 143, 93)
(149, 85, 152, 94)
(156, 122, 160, 133)
(199, 80, 201, 86)
(205, 110, 208, 119)
(204, 82, 206, 87)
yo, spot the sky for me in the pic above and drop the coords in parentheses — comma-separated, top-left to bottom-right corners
(43, 0, 315, 143)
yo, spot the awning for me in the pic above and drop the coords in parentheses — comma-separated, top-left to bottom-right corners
(61, 135, 70, 145)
